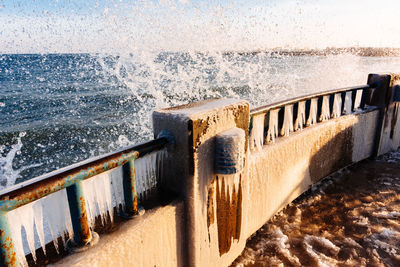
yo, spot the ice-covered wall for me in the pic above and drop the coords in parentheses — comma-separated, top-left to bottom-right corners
(55, 201, 185, 267)
(33, 73, 400, 267)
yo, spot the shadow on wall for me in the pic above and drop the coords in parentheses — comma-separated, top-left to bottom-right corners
(308, 123, 354, 184)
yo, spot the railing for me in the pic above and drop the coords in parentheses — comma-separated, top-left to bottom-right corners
(249, 84, 379, 151)
(0, 137, 169, 266)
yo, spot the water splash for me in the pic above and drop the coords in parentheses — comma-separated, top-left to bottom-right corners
(0, 132, 41, 189)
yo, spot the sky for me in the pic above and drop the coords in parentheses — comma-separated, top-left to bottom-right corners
(0, 0, 399, 53)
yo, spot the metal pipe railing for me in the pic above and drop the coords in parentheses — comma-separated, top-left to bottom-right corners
(0, 137, 169, 266)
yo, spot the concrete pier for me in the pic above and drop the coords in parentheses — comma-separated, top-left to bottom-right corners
(53, 73, 400, 267)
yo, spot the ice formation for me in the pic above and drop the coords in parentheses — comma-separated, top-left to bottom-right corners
(331, 93, 342, 118)
(294, 101, 306, 131)
(250, 114, 266, 151)
(280, 105, 294, 137)
(5, 149, 167, 264)
(343, 91, 353, 114)
(266, 109, 279, 143)
(306, 98, 318, 126)
(319, 95, 330, 121)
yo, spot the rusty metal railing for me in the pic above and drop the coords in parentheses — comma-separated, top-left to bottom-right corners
(249, 84, 379, 150)
(0, 137, 169, 266)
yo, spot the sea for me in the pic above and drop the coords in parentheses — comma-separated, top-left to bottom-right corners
(1, 52, 400, 266)
(1, 52, 400, 189)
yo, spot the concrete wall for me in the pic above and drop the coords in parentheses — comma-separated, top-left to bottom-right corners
(57, 73, 400, 267)
(55, 201, 185, 267)
(245, 110, 379, 237)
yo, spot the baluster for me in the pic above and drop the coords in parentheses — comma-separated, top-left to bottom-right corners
(340, 92, 346, 114)
(280, 105, 294, 136)
(329, 94, 335, 118)
(122, 153, 141, 218)
(305, 99, 311, 126)
(344, 91, 353, 114)
(66, 181, 98, 249)
(306, 98, 318, 125)
(265, 109, 279, 143)
(351, 90, 358, 111)
(278, 107, 284, 136)
(360, 87, 369, 109)
(294, 101, 306, 131)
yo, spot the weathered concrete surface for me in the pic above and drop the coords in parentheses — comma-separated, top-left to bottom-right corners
(153, 99, 250, 267)
(53, 86, 398, 267)
(245, 110, 380, 238)
(377, 74, 400, 154)
(53, 201, 185, 267)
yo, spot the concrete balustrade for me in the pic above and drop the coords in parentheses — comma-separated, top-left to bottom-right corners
(56, 73, 400, 267)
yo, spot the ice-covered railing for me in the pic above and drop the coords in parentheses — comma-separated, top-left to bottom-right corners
(0, 137, 169, 266)
(249, 84, 379, 151)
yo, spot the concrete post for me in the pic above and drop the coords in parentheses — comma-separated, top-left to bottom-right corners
(367, 73, 400, 156)
(153, 99, 249, 267)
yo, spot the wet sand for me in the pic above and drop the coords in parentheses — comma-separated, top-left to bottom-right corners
(232, 150, 400, 267)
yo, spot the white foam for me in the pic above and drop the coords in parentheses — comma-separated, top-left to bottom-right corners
(303, 235, 340, 267)
(0, 133, 41, 190)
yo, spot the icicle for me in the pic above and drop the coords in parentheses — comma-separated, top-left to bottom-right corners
(7, 210, 28, 267)
(6, 198, 50, 265)
(353, 90, 362, 111)
(32, 201, 46, 256)
(294, 101, 306, 131)
(156, 149, 167, 188)
(331, 93, 342, 118)
(266, 109, 279, 143)
(319, 96, 331, 122)
(110, 166, 125, 212)
(306, 98, 318, 126)
(343, 91, 353, 114)
(135, 151, 161, 202)
(82, 172, 114, 228)
(250, 113, 266, 151)
(97, 173, 113, 224)
(42, 189, 73, 251)
(280, 105, 294, 137)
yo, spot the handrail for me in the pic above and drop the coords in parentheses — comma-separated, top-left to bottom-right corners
(248, 83, 381, 150)
(250, 84, 373, 115)
(0, 137, 168, 199)
(0, 137, 169, 266)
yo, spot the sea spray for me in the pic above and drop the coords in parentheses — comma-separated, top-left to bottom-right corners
(0, 132, 41, 189)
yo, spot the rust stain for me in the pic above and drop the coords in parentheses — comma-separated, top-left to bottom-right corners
(0, 228, 17, 266)
(1, 150, 138, 212)
(191, 103, 250, 152)
(215, 175, 242, 255)
(130, 164, 138, 214)
(79, 196, 91, 243)
(207, 185, 215, 228)
(233, 104, 250, 152)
